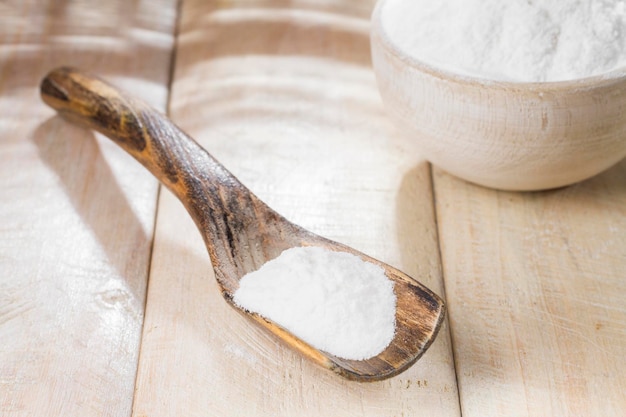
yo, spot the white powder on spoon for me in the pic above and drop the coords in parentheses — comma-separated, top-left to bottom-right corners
(381, 0, 626, 82)
(233, 246, 396, 360)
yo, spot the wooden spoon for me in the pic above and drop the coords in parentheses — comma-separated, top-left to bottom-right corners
(40, 67, 445, 382)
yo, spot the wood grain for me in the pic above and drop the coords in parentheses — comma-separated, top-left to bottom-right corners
(434, 165, 626, 416)
(0, 1, 176, 416)
(131, 0, 459, 414)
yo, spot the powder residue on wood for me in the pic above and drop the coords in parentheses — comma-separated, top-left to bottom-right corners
(381, 0, 626, 82)
(233, 246, 396, 360)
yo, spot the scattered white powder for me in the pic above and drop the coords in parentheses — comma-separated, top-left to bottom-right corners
(233, 246, 396, 360)
(381, 0, 626, 82)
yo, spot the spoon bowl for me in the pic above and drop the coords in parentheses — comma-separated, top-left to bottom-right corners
(40, 67, 445, 381)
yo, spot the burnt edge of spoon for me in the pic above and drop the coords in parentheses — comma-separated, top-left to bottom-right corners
(40, 66, 446, 382)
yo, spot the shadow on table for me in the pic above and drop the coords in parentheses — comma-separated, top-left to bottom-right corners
(31, 115, 157, 302)
(535, 158, 626, 201)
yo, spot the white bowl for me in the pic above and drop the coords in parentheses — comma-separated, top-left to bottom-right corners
(370, 0, 626, 191)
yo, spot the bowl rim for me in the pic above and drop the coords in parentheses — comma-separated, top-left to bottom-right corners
(371, 0, 626, 92)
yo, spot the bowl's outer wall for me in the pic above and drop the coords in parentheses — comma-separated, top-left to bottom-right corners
(370, 4, 626, 190)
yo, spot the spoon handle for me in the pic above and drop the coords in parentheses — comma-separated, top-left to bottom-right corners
(40, 67, 234, 198)
(40, 67, 275, 285)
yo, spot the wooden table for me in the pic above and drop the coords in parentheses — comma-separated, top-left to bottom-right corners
(1, 1, 624, 416)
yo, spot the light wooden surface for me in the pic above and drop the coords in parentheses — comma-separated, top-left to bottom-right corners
(1, 0, 625, 416)
(435, 164, 626, 416)
(0, 1, 177, 416)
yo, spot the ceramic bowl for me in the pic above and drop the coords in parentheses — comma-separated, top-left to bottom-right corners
(370, 0, 626, 190)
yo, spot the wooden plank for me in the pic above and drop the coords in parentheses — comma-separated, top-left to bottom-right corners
(434, 164, 626, 416)
(0, 1, 177, 415)
(131, 1, 460, 416)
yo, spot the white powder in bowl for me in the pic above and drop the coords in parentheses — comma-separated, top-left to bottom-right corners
(233, 246, 396, 360)
(380, 0, 626, 82)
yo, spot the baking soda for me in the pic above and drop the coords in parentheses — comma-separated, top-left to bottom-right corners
(380, 0, 626, 82)
(233, 246, 396, 360)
